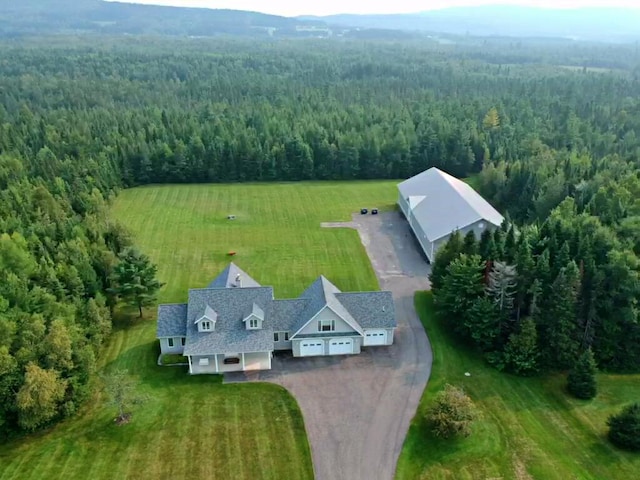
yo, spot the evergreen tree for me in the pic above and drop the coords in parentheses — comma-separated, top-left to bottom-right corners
(108, 248, 163, 318)
(434, 254, 485, 337)
(503, 317, 539, 376)
(567, 348, 598, 400)
(479, 228, 497, 261)
(462, 230, 478, 256)
(539, 261, 581, 369)
(608, 403, 640, 451)
(430, 231, 464, 292)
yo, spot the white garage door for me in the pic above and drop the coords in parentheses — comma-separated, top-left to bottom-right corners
(364, 330, 387, 346)
(300, 341, 324, 357)
(329, 339, 353, 355)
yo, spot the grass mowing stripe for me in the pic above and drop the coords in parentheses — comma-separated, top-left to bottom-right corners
(396, 292, 640, 480)
(2, 181, 397, 480)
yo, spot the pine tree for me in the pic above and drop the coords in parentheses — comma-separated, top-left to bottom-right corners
(567, 348, 598, 400)
(462, 230, 478, 255)
(503, 317, 539, 376)
(608, 403, 640, 451)
(540, 261, 581, 369)
(434, 254, 485, 337)
(108, 248, 163, 318)
(479, 228, 497, 261)
(430, 231, 464, 292)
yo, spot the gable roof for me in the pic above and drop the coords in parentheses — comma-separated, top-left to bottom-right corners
(157, 303, 187, 337)
(207, 262, 261, 289)
(184, 286, 274, 355)
(335, 292, 396, 329)
(290, 276, 364, 337)
(243, 302, 265, 322)
(398, 167, 504, 241)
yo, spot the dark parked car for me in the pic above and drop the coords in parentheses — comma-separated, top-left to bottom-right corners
(371, 209, 379, 215)
(360, 208, 368, 214)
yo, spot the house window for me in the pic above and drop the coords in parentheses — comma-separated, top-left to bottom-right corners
(201, 321, 211, 331)
(274, 332, 280, 342)
(168, 338, 174, 347)
(318, 320, 336, 332)
(284, 332, 289, 341)
(249, 319, 259, 329)
(223, 357, 240, 365)
(181, 337, 185, 346)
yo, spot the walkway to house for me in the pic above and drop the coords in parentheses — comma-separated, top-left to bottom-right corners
(225, 211, 433, 480)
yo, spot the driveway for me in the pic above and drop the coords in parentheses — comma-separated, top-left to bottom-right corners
(227, 211, 433, 480)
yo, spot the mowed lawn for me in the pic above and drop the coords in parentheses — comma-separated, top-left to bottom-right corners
(114, 181, 397, 301)
(396, 292, 640, 480)
(0, 181, 397, 480)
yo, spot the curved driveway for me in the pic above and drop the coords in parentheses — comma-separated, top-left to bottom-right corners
(227, 211, 433, 480)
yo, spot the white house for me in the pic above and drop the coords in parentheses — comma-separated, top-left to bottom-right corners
(398, 167, 504, 262)
(157, 263, 396, 374)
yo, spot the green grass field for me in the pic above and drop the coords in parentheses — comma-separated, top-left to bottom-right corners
(0, 181, 398, 480)
(396, 292, 640, 480)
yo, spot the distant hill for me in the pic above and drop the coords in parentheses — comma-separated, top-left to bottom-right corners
(0, 0, 333, 38)
(302, 6, 640, 42)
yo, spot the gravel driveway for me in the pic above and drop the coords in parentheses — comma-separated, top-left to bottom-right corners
(227, 211, 433, 480)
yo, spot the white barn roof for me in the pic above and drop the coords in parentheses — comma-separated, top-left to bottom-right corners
(398, 167, 504, 241)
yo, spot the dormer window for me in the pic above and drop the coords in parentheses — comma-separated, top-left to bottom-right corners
(244, 302, 264, 330)
(196, 304, 217, 332)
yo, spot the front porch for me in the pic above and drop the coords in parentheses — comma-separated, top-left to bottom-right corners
(188, 351, 272, 374)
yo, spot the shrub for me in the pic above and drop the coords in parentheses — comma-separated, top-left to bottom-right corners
(567, 348, 597, 400)
(425, 384, 477, 439)
(607, 403, 640, 451)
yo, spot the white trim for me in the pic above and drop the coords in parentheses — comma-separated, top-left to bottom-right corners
(241, 353, 245, 370)
(291, 305, 363, 339)
(214, 354, 219, 373)
(188, 355, 192, 374)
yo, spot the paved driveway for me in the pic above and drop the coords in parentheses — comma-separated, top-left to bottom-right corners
(227, 211, 433, 480)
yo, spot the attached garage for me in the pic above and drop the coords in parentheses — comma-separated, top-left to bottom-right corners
(364, 330, 387, 346)
(300, 341, 324, 357)
(329, 338, 353, 355)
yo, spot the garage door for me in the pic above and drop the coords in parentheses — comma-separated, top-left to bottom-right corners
(300, 341, 324, 357)
(329, 339, 353, 355)
(364, 330, 387, 346)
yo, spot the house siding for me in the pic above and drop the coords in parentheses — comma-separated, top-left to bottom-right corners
(274, 332, 293, 351)
(297, 306, 358, 336)
(189, 352, 271, 374)
(159, 337, 185, 355)
(292, 336, 362, 357)
(398, 192, 409, 218)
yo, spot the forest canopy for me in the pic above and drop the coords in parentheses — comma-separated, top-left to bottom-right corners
(1, 35, 639, 435)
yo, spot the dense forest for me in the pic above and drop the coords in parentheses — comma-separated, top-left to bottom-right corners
(1, 36, 639, 436)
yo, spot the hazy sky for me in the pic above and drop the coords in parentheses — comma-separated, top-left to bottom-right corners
(107, 0, 640, 17)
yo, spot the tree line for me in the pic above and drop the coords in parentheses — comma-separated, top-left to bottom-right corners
(0, 36, 639, 436)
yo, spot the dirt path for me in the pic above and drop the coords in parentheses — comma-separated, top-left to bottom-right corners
(227, 211, 433, 480)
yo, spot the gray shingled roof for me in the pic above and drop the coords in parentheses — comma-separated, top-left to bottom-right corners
(207, 262, 261, 289)
(157, 304, 187, 337)
(269, 299, 309, 331)
(398, 167, 504, 241)
(158, 263, 397, 356)
(184, 287, 274, 355)
(335, 292, 396, 329)
(290, 276, 363, 336)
